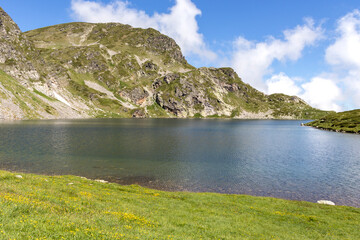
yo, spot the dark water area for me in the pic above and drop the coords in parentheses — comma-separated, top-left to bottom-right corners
(0, 119, 359, 207)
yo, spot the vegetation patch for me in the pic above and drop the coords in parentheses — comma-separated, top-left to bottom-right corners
(0, 170, 359, 239)
(33, 89, 55, 101)
(193, 113, 203, 118)
(146, 103, 169, 118)
(4, 58, 16, 66)
(306, 109, 360, 133)
(0, 70, 49, 119)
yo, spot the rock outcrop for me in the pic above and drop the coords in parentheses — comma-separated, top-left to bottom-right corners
(0, 7, 40, 82)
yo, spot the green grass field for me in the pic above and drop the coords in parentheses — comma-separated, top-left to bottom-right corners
(306, 109, 360, 134)
(0, 170, 359, 239)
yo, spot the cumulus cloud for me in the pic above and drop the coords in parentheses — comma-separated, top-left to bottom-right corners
(301, 77, 342, 111)
(70, 0, 216, 61)
(266, 72, 342, 111)
(266, 73, 301, 96)
(231, 19, 323, 91)
(326, 10, 360, 69)
(324, 9, 360, 109)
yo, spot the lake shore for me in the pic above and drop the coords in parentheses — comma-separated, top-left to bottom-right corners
(0, 170, 359, 239)
(305, 109, 360, 134)
(1, 119, 360, 209)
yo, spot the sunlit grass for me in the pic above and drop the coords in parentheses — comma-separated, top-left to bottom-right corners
(0, 170, 359, 239)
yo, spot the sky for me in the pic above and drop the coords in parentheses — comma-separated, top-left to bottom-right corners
(2, 0, 360, 111)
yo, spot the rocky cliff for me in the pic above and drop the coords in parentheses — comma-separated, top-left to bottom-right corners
(0, 7, 328, 120)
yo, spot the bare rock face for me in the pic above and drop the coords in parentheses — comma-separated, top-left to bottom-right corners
(153, 73, 180, 89)
(144, 29, 186, 64)
(155, 93, 184, 116)
(0, 7, 40, 82)
(0, 7, 22, 40)
(120, 87, 149, 106)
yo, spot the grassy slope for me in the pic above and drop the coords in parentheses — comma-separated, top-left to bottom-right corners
(0, 170, 359, 239)
(306, 109, 360, 133)
(0, 70, 55, 119)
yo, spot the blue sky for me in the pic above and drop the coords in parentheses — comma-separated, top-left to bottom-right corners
(2, 0, 360, 111)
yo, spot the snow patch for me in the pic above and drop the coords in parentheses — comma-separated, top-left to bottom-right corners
(53, 91, 71, 107)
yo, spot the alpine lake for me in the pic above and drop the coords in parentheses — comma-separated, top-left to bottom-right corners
(0, 119, 359, 207)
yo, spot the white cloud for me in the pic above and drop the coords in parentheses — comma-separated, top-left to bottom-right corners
(301, 77, 342, 111)
(266, 73, 301, 96)
(326, 10, 360, 69)
(231, 19, 322, 91)
(266, 72, 342, 111)
(70, 0, 216, 61)
(323, 10, 360, 109)
(342, 70, 360, 108)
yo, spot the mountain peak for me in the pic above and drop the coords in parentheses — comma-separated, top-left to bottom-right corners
(0, 7, 21, 39)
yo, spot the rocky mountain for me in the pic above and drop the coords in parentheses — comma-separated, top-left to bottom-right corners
(0, 7, 329, 120)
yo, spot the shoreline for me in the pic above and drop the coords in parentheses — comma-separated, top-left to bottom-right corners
(305, 125, 360, 134)
(0, 115, 317, 122)
(2, 168, 358, 209)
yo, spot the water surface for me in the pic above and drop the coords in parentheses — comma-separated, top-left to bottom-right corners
(0, 119, 359, 207)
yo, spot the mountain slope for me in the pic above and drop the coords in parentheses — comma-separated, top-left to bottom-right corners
(0, 7, 89, 120)
(306, 109, 360, 133)
(0, 7, 329, 120)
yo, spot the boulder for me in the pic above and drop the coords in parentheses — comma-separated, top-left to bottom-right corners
(132, 109, 146, 118)
(317, 200, 335, 206)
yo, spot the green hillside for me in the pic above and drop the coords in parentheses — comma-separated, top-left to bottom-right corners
(306, 109, 360, 133)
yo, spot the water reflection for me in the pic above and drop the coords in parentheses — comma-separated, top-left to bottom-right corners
(0, 119, 359, 207)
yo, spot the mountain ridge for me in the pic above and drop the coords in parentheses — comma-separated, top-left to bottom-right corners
(0, 7, 329, 120)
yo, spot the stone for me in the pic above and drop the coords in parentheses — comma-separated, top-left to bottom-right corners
(152, 78, 163, 89)
(317, 200, 335, 206)
(163, 73, 179, 84)
(144, 61, 158, 71)
(155, 93, 184, 116)
(95, 179, 108, 183)
(223, 83, 240, 92)
(132, 109, 146, 118)
(129, 88, 149, 105)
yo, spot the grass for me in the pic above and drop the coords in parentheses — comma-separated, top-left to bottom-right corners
(146, 103, 169, 118)
(0, 170, 359, 239)
(33, 89, 56, 102)
(0, 70, 50, 119)
(306, 109, 360, 133)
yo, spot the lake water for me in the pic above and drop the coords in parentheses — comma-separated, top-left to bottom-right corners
(0, 119, 359, 207)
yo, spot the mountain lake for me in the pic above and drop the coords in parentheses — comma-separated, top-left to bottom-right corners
(0, 119, 359, 207)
